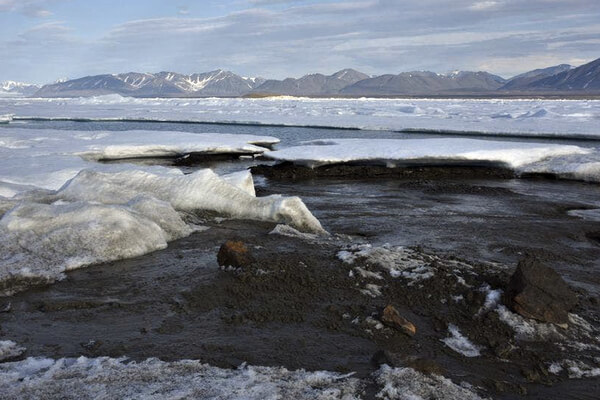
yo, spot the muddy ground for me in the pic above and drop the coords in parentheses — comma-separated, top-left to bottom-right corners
(1, 166, 600, 399)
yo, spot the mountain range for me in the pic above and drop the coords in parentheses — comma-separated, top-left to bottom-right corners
(3, 56, 599, 98)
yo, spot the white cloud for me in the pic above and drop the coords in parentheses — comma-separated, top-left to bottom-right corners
(469, 1, 499, 11)
(0, 0, 59, 17)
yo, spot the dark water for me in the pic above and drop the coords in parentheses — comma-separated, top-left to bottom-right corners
(5, 119, 600, 149)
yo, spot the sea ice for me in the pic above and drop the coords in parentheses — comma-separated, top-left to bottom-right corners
(2, 96, 599, 139)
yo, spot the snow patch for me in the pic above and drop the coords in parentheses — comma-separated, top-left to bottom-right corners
(374, 365, 486, 400)
(338, 244, 435, 283)
(0, 357, 362, 400)
(441, 324, 482, 357)
(0, 342, 25, 362)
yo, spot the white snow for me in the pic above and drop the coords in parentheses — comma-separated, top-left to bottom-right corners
(0, 341, 25, 362)
(495, 305, 563, 341)
(548, 360, 600, 379)
(441, 324, 482, 357)
(0, 357, 362, 400)
(0, 356, 491, 400)
(338, 244, 435, 283)
(374, 365, 486, 400)
(2, 97, 600, 139)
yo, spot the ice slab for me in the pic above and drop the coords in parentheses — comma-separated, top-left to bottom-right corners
(265, 138, 600, 182)
(0, 128, 278, 193)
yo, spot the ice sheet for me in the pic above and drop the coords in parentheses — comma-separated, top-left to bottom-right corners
(265, 138, 600, 182)
(2, 96, 599, 138)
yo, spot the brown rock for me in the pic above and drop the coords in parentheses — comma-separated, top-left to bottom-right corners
(381, 305, 416, 336)
(217, 240, 254, 268)
(505, 255, 577, 325)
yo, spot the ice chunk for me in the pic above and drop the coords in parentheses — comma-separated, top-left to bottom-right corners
(0, 198, 191, 295)
(441, 324, 482, 357)
(54, 169, 325, 234)
(222, 170, 256, 196)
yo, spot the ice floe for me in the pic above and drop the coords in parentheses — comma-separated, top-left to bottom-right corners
(2, 96, 600, 139)
(265, 138, 600, 183)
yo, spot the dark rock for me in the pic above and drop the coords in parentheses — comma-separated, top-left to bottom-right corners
(381, 305, 416, 336)
(505, 255, 577, 325)
(371, 350, 399, 367)
(0, 302, 11, 313)
(217, 240, 254, 268)
(405, 357, 445, 375)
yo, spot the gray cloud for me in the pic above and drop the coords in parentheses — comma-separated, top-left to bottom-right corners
(1, 0, 600, 82)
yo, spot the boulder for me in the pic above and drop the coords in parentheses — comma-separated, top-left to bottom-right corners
(505, 255, 577, 325)
(217, 240, 254, 268)
(381, 305, 417, 336)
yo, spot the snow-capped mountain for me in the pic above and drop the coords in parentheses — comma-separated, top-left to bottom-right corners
(0, 81, 41, 96)
(35, 70, 265, 98)
(340, 71, 506, 95)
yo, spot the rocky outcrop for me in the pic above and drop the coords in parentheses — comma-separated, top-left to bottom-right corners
(505, 255, 577, 325)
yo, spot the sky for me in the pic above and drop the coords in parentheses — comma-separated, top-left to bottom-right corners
(1, 0, 599, 84)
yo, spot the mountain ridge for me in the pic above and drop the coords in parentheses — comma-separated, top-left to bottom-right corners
(18, 57, 600, 98)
